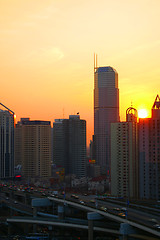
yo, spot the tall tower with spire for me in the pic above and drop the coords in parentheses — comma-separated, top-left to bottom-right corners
(94, 55, 119, 176)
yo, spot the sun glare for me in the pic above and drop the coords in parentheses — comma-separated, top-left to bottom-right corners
(138, 109, 148, 118)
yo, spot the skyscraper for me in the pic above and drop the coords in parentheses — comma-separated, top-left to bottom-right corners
(53, 119, 65, 168)
(111, 107, 138, 198)
(94, 59, 119, 176)
(15, 118, 51, 179)
(139, 95, 160, 200)
(0, 103, 14, 179)
(53, 115, 86, 178)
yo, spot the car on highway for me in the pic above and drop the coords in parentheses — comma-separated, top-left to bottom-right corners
(121, 207, 127, 211)
(100, 206, 107, 212)
(113, 207, 120, 211)
(74, 195, 79, 199)
(153, 224, 160, 229)
(118, 212, 125, 217)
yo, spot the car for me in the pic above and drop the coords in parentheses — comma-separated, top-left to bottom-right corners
(50, 194, 55, 197)
(14, 201, 18, 204)
(6, 197, 9, 200)
(118, 212, 125, 217)
(100, 206, 107, 211)
(153, 224, 160, 229)
(74, 195, 79, 199)
(121, 207, 127, 211)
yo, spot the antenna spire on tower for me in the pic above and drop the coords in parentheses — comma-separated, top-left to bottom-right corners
(94, 53, 98, 72)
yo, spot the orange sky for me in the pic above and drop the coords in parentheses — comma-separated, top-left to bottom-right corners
(1, 0, 160, 145)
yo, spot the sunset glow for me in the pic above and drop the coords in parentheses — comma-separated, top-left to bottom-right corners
(0, 0, 160, 145)
(138, 109, 148, 118)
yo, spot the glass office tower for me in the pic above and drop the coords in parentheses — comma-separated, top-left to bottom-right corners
(94, 66, 119, 176)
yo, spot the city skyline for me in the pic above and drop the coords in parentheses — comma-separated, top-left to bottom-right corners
(1, 0, 160, 145)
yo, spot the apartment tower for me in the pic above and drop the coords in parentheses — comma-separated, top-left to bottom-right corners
(94, 56, 119, 176)
(111, 107, 138, 198)
(15, 118, 51, 179)
(139, 95, 160, 200)
(53, 115, 86, 178)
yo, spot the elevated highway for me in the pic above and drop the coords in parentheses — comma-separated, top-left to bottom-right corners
(48, 196, 160, 238)
(5, 196, 160, 239)
(2, 187, 160, 239)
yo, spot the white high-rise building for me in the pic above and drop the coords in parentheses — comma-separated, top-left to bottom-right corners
(111, 107, 138, 199)
(94, 64, 119, 176)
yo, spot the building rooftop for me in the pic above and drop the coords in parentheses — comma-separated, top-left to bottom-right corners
(69, 115, 80, 119)
(97, 66, 117, 73)
(20, 120, 51, 125)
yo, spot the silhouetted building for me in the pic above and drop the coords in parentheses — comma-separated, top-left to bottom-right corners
(53, 115, 86, 178)
(139, 95, 160, 200)
(89, 135, 96, 161)
(53, 119, 65, 168)
(111, 107, 138, 198)
(87, 163, 101, 178)
(15, 118, 51, 179)
(0, 104, 14, 179)
(94, 63, 119, 177)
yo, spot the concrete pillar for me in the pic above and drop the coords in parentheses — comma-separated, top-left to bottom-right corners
(120, 223, 137, 240)
(24, 224, 29, 234)
(87, 212, 103, 240)
(58, 205, 64, 219)
(52, 202, 55, 215)
(24, 193, 28, 205)
(48, 225, 54, 239)
(10, 207, 13, 217)
(88, 219, 93, 240)
(33, 207, 37, 218)
(33, 207, 37, 233)
(8, 223, 11, 236)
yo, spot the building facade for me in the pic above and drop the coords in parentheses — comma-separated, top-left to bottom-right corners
(15, 118, 51, 179)
(139, 95, 160, 200)
(53, 115, 86, 178)
(94, 66, 119, 176)
(0, 106, 14, 179)
(53, 119, 65, 168)
(111, 107, 138, 199)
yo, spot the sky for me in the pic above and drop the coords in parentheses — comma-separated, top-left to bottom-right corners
(1, 0, 160, 145)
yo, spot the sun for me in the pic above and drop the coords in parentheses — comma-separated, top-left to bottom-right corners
(138, 109, 148, 118)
